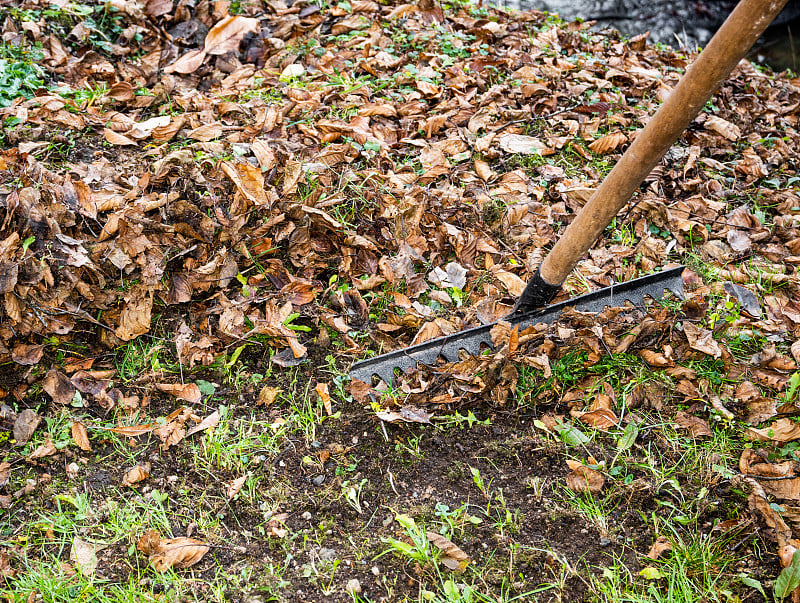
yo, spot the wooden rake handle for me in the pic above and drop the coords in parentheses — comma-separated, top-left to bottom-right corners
(538, 0, 788, 287)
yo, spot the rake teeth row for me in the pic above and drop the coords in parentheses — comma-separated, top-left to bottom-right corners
(350, 266, 685, 388)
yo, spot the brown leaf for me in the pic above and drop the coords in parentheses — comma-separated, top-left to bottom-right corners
(316, 382, 332, 415)
(137, 531, 210, 571)
(575, 408, 619, 431)
(674, 411, 712, 438)
(103, 128, 137, 146)
(116, 285, 154, 341)
(28, 435, 58, 460)
(226, 475, 247, 500)
(186, 410, 220, 437)
(107, 81, 135, 101)
(497, 134, 550, 155)
(565, 461, 604, 494)
(791, 340, 800, 364)
(71, 421, 92, 452)
(257, 386, 283, 406)
(155, 383, 201, 404)
(108, 424, 155, 437)
(704, 115, 741, 140)
(121, 463, 151, 487)
(12, 343, 44, 366)
(747, 418, 800, 443)
(588, 131, 627, 154)
(427, 532, 470, 572)
(683, 323, 722, 358)
(647, 536, 672, 560)
(0, 462, 10, 488)
(493, 270, 526, 297)
(376, 406, 432, 424)
(13, 409, 41, 445)
(153, 407, 191, 451)
(43, 369, 77, 405)
(639, 349, 671, 367)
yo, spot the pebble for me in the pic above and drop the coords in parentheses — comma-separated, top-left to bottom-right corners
(371, 566, 380, 576)
(600, 537, 612, 547)
(346, 579, 361, 594)
(312, 475, 325, 486)
(301, 511, 312, 520)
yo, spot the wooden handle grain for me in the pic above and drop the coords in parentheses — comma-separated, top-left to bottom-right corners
(538, 0, 789, 287)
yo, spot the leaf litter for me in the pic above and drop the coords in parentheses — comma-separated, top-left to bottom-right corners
(0, 0, 798, 599)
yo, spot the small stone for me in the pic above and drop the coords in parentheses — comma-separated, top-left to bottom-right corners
(346, 579, 361, 594)
(66, 463, 80, 479)
(312, 475, 325, 486)
(599, 537, 611, 547)
(301, 511, 312, 520)
(371, 566, 380, 576)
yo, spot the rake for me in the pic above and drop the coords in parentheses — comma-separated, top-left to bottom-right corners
(351, 0, 788, 386)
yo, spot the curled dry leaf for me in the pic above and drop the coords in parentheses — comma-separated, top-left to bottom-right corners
(316, 382, 332, 415)
(71, 421, 92, 452)
(704, 115, 741, 140)
(588, 131, 627, 154)
(186, 410, 220, 437)
(28, 435, 58, 460)
(155, 382, 202, 404)
(136, 530, 210, 572)
(121, 462, 151, 487)
(226, 475, 247, 500)
(639, 349, 671, 367)
(375, 406, 432, 424)
(426, 531, 470, 572)
(647, 536, 672, 560)
(674, 411, 712, 438)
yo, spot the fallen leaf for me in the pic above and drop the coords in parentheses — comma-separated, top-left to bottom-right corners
(186, 410, 220, 437)
(258, 386, 283, 406)
(43, 369, 77, 405)
(28, 435, 58, 460)
(316, 382, 332, 415)
(747, 418, 800, 443)
(565, 461, 604, 494)
(137, 530, 210, 571)
(683, 323, 722, 358)
(11, 343, 44, 365)
(227, 475, 247, 500)
(108, 424, 156, 437)
(647, 536, 672, 560)
(155, 383, 201, 404)
(121, 463, 151, 487)
(70, 537, 99, 577)
(0, 462, 10, 488)
(705, 115, 741, 140)
(497, 134, 550, 155)
(427, 532, 470, 572)
(674, 411, 712, 438)
(588, 131, 627, 154)
(639, 349, 671, 367)
(376, 406, 432, 424)
(71, 421, 92, 452)
(13, 409, 41, 445)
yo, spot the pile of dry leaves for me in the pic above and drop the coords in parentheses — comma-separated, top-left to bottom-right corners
(0, 0, 799, 581)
